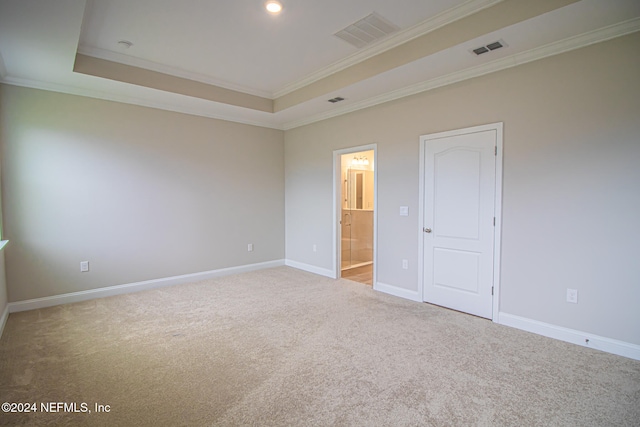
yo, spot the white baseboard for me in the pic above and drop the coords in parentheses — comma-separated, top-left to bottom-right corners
(498, 312, 640, 361)
(285, 259, 336, 279)
(8, 259, 285, 313)
(375, 282, 421, 302)
(0, 303, 9, 338)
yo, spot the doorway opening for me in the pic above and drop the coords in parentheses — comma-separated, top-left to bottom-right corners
(339, 149, 375, 286)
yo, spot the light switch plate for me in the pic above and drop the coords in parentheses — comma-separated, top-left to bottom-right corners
(400, 206, 409, 216)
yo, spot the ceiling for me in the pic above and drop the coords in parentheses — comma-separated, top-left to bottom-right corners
(1, 0, 639, 130)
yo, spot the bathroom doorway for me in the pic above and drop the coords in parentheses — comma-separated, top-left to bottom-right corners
(338, 148, 375, 286)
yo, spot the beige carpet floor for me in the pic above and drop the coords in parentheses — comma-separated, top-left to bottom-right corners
(0, 267, 638, 426)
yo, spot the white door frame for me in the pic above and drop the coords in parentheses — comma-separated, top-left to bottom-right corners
(418, 123, 503, 322)
(333, 144, 378, 288)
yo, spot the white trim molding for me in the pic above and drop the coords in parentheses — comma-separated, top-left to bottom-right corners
(0, 76, 283, 131)
(3, 18, 637, 132)
(8, 260, 285, 313)
(285, 259, 336, 279)
(76, 46, 273, 99)
(375, 282, 421, 302)
(0, 304, 9, 338)
(282, 18, 640, 130)
(499, 312, 640, 361)
(273, 0, 501, 97)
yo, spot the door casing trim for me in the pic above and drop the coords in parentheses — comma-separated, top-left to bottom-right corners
(418, 123, 503, 322)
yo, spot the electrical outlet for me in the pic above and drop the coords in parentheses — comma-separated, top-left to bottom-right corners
(247, 243, 254, 252)
(313, 244, 317, 252)
(566, 288, 578, 304)
(80, 261, 89, 272)
(402, 259, 408, 269)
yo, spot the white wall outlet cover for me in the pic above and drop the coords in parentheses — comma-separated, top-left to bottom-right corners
(248, 244, 254, 252)
(566, 288, 578, 303)
(80, 261, 89, 272)
(402, 259, 408, 269)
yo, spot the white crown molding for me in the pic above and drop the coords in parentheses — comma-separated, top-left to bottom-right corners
(272, 0, 502, 98)
(76, 45, 274, 99)
(76, 0, 500, 101)
(0, 75, 283, 130)
(282, 17, 640, 130)
(3, 18, 638, 132)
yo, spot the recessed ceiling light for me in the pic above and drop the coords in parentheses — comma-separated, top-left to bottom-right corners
(265, 1, 283, 14)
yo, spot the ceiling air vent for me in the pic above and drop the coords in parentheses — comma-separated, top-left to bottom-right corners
(473, 46, 489, 55)
(328, 96, 345, 103)
(471, 40, 507, 56)
(334, 12, 399, 49)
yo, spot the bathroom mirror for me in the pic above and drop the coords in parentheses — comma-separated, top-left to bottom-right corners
(346, 169, 374, 210)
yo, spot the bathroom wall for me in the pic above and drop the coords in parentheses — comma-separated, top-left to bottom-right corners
(343, 209, 373, 266)
(341, 150, 374, 269)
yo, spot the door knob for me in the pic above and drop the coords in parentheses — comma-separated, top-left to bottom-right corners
(423, 227, 432, 233)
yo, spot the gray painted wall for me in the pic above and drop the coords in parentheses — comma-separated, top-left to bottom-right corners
(0, 86, 285, 302)
(285, 33, 640, 345)
(1, 33, 638, 348)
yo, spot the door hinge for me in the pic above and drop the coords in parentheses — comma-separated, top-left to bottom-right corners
(491, 286, 494, 296)
(494, 146, 497, 156)
(493, 217, 496, 226)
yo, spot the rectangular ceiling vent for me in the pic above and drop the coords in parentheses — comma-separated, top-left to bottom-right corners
(471, 40, 507, 56)
(328, 96, 345, 103)
(334, 12, 399, 49)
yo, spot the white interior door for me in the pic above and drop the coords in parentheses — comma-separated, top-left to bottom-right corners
(421, 127, 497, 319)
